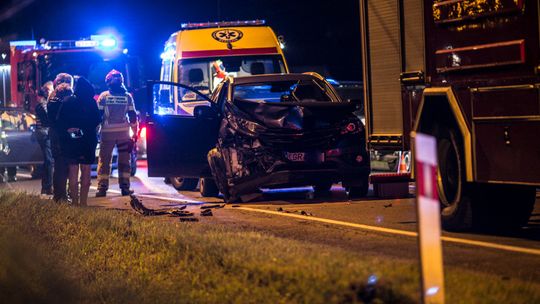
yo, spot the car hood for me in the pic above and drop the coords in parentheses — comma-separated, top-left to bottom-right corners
(228, 99, 357, 130)
(223, 99, 359, 149)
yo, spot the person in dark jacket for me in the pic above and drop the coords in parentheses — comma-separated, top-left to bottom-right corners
(58, 77, 101, 206)
(35, 81, 54, 195)
(47, 74, 74, 202)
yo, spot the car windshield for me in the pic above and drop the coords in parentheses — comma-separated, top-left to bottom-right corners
(178, 55, 286, 94)
(233, 79, 339, 103)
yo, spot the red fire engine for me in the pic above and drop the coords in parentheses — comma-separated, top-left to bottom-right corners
(9, 35, 140, 111)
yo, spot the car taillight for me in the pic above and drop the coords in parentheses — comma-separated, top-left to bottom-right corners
(140, 127, 147, 138)
(325, 148, 342, 157)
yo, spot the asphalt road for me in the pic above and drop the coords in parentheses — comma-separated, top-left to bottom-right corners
(2, 161, 539, 283)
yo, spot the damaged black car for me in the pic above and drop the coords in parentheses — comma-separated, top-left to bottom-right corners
(146, 73, 370, 202)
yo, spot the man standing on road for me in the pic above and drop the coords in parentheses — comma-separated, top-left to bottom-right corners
(96, 70, 137, 197)
(35, 81, 54, 195)
(48, 74, 74, 202)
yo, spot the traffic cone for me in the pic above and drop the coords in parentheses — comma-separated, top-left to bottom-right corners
(399, 153, 408, 173)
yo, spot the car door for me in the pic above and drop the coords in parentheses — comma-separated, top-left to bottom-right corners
(145, 81, 221, 178)
(0, 109, 43, 166)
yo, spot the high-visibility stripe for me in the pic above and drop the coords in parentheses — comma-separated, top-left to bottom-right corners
(416, 161, 438, 200)
(181, 47, 278, 59)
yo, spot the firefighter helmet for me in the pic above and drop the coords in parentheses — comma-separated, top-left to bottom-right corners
(105, 69, 124, 84)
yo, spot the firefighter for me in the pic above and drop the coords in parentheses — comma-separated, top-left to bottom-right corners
(96, 70, 137, 197)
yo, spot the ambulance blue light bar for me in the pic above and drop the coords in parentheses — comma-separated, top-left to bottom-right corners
(181, 20, 265, 29)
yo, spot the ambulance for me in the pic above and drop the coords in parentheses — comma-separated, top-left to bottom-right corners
(157, 20, 289, 116)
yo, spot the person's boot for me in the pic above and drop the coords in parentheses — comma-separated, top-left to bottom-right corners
(95, 189, 107, 197)
(121, 189, 134, 196)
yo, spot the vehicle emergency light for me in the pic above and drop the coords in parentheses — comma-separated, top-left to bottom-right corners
(180, 20, 265, 29)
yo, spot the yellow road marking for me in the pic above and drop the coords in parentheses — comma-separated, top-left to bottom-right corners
(237, 207, 540, 256)
(88, 188, 540, 256)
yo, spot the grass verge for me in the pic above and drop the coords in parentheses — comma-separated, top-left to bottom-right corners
(0, 191, 538, 303)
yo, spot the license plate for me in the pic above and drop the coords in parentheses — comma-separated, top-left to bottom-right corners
(285, 152, 305, 162)
(285, 152, 324, 162)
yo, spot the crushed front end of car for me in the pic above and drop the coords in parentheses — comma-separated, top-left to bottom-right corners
(208, 98, 370, 202)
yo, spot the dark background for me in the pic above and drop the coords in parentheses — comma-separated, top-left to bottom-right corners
(0, 0, 362, 81)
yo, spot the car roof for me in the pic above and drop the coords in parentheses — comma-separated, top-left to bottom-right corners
(229, 73, 325, 85)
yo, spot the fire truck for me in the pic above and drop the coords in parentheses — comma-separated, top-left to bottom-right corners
(8, 35, 144, 174)
(360, 0, 539, 230)
(9, 35, 141, 112)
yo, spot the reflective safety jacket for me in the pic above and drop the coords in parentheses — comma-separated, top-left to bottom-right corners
(97, 91, 137, 139)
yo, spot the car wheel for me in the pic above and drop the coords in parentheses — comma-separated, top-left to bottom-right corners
(208, 148, 238, 203)
(345, 173, 369, 199)
(200, 177, 220, 197)
(29, 165, 42, 180)
(313, 182, 332, 195)
(346, 185, 368, 199)
(170, 178, 199, 191)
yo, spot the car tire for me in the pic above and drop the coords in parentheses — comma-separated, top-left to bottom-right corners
(346, 185, 368, 199)
(208, 148, 238, 203)
(200, 177, 219, 197)
(29, 165, 42, 180)
(313, 182, 333, 195)
(345, 173, 369, 199)
(170, 178, 199, 191)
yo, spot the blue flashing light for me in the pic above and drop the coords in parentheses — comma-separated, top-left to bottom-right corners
(9, 40, 36, 47)
(326, 78, 340, 86)
(100, 38, 117, 48)
(122, 48, 129, 55)
(90, 34, 117, 49)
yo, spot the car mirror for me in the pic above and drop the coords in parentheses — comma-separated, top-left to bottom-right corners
(193, 105, 217, 119)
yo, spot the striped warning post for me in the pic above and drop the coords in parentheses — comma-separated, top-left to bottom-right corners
(414, 132, 445, 304)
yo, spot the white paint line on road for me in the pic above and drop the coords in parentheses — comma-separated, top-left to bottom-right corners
(88, 189, 540, 256)
(236, 207, 540, 257)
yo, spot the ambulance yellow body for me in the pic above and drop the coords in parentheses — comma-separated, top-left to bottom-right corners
(158, 20, 289, 115)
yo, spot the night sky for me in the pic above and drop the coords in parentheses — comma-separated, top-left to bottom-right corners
(0, 0, 362, 81)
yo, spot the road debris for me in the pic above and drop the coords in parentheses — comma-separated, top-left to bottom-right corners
(200, 209, 213, 216)
(276, 207, 313, 216)
(200, 204, 226, 210)
(384, 203, 393, 208)
(129, 195, 196, 220)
